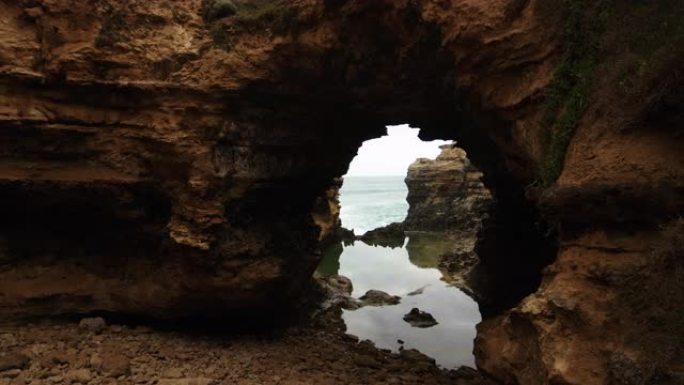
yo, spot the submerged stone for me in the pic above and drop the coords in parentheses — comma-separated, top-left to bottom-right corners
(402, 308, 438, 328)
(359, 290, 401, 306)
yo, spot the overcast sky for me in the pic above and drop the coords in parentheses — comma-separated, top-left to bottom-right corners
(345, 125, 451, 176)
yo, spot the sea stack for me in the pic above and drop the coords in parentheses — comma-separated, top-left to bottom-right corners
(404, 144, 492, 233)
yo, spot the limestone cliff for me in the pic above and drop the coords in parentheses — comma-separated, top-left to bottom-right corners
(0, 1, 682, 384)
(404, 144, 492, 232)
(311, 177, 342, 243)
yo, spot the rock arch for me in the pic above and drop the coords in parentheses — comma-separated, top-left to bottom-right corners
(0, 1, 682, 384)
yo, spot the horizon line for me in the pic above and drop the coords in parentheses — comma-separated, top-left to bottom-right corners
(343, 174, 407, 177)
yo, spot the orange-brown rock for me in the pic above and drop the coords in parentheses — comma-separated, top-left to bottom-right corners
(404, 144, 492, 232)
(0, 1, 682, 384)
(311, 177, 342, 242)
(0, 0, 559, 320)
(476, 221, 684, 385)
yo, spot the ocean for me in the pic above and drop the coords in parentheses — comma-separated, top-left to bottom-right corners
(339, 175, 409, 235)
(324, 174, 481, 369)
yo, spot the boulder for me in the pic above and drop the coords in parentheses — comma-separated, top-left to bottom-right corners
(359, 290, 401, 307)
(402, 308, 438, 328)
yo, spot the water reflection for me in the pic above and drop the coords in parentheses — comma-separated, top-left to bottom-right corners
(318, 234, 481, 369)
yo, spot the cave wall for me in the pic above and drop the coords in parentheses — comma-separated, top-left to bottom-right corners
(1, 0, 683, 384)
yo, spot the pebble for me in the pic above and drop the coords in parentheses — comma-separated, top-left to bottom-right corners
(66, 368, 92, 383)
(102, 354, 130, 377)
(162, 368, 183, 379)
(0, 369, 21, 379)
(0, 314, 478, 384)
(0, 351, 30, 371)
(157, 379, 215, 385)
(79, 318, 107, 334)
(89, 353, 103, 370)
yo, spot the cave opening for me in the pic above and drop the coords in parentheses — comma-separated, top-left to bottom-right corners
(315, 124, 492, 369)
(339, 124, 450, 235)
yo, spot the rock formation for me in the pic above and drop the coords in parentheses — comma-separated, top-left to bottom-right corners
(0, 1, 682, 384)
(356, 222, 405, 248)
(311, 177, 342, 242)
(404, 144, 492, 232)
(315, 275, 401, 310)
(403, 308, 439, 328)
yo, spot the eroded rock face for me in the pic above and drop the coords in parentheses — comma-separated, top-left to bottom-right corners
(403, 308, 439, 328)
(0, 1, 682, 384)
(311, 177, 342, 243)
(404, 144, 492, 232)
(476, 222, 684, 384)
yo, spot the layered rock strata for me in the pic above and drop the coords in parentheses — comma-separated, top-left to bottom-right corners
(0, 1, 682, 384)
(404, 144, 492, 232)
(0, 0, 559, 320)
(311, 177, 342, 242)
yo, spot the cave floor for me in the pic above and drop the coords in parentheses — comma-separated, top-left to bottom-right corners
(0, 311, 495, 385)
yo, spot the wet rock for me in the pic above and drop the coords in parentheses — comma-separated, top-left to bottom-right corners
(399, 349, 436, 366)
(402, 308, 438, 328)
(437, 236, 479, 274)
(358, 223, 405, 248)
(321, 275, 353, 296)
(0, 351, 30, 371)
(316, 275, 361, 310)
(335, 297, 362, 310)
(407, 287, 426, 296)
(359, 290, 401, 306)
(339, 227, 356, 244)
(0, 2, 678, 384)
(79, 317, 107, 334)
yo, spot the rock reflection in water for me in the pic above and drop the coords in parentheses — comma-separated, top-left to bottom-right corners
(317, 235, 481, 369)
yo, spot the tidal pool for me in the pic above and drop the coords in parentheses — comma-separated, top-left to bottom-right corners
(318, 234, 481, 369)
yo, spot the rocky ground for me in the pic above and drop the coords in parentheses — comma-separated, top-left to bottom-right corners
(0, 312, 496, 385)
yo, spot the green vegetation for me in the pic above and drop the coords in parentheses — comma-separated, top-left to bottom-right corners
(608, 0, 684, 105)
(537, 0, 606, 187)
(538, 0, 684, 186)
